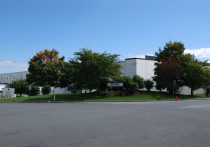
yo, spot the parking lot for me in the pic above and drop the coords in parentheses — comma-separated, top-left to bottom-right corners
(1, 100, 210, 147)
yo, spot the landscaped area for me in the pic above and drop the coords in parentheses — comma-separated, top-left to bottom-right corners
(0, 92, 208, 103)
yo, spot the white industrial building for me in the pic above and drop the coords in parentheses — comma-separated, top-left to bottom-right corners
(120, 55, 205, 95)
(121, 55, 156, 80)
(0, 71, 28, 93)
(0, 56, 206, 95)
(0, 71, 71, 94)
(0, 71, 28, 84)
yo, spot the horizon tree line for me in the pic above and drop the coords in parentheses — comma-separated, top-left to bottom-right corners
(8, 41, 210, 96)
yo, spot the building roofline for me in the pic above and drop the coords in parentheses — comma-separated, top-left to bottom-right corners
(125, 58, 145, 60)
(0, 71, 28, 75)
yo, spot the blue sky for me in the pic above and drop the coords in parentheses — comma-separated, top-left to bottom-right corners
(0, 0, 210, 73)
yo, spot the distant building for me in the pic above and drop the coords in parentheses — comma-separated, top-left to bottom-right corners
(0, 71, 28, 84)
(120, 56, 156, 80)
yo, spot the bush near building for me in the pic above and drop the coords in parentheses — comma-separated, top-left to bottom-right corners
(42, 85, 51, 95)
(8, 80, 27, 97)
(144, 80, 154, 92)
(26, 86, 40, 96)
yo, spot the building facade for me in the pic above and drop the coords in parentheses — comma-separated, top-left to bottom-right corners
(120, 55, 205, 95)
(121, 55, 156, 80)
(0, 71, 28, 84)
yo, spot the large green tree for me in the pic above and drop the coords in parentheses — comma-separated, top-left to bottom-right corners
(180, 54, 210, 96)
(27, 49, 64, 86)
(154, 41, 210, 96)
(154, 41, 184, 94)
(70, 48, 121, 91)
(59, 61, 74, 88)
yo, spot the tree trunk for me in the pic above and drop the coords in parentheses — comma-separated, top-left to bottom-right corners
(191, 87, 194, 96)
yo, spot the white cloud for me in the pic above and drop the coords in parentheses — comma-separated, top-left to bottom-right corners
(0, 60, 28, 68)
(185, 48, 210, 60)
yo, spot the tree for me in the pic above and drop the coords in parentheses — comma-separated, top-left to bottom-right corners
(117, 76, 138, 94)
(156, 41, 185, 61)
(27, 49, 64, 87)
(133, 75, 144, 89)
(154, 41, 185, 94)
(59, 61, 74, 88)
(26, 85, 40, 96)
(144, 79, 154, 92)
(42, 85, 51, 95)
(8, 80, 27, 97)
(70, 48, 121, 92)
(180, 54, 210, 96)
(154, 41, 210, 96)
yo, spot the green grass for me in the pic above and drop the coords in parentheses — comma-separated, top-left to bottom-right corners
(0, 92, 208, 103)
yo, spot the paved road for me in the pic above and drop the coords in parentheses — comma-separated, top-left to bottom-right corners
(1, 100, 210, 147)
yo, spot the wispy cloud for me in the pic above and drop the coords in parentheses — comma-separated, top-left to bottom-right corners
(185, 48, 210, 60)
(0, 60, 28, 68)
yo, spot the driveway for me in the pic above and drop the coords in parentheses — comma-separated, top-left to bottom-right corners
(0, 100, 210, 147)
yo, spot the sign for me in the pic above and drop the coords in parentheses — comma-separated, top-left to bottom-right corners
(107, 83, 123, 87)
(2, 88, 15, 98)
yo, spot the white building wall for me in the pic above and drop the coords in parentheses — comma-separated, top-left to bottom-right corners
(0, 84, 6, 91)
(121, 58, 156, 80)
(0, 71, 27, 84)
(52, 87, 72, 94)
(179, 86, 206, 95)
(121, 59, 137, 77)
(136, 59, 156, 80)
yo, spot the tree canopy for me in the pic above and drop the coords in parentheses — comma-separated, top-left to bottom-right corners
(27, 49, 64, 86)
(154, 41, 210, 96)
(154, 41, 184, 94)
(180, 54, 210, 96)
(70, 48, 121, 91)
(8, 80, 27, 97)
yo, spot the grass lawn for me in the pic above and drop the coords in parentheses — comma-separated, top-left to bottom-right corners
(0, 92, 208, 103)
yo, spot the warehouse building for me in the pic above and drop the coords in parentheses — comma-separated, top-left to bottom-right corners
(0, 56, 206, 95)
(0, 71, 28, 84)
(121, 55, 156, 80)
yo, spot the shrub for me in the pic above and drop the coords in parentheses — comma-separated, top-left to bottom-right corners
(26, 86, 40, 96)
(144, 79, 154, 92)
(133, 75, 144, 89)
(116, 76, 139, 94)
(127, 82, 139, 94)
(8, 80, 27, 97)
(42, 85, 51, 95)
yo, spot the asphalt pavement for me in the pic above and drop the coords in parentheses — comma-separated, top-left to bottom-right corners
(1, 100, 210, 147)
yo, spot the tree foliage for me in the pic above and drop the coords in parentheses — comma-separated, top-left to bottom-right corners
(154, 41, 185, 94)
(144, 79, 154, 92)
(26, 85, 40, 96)
(42, 85, 51, 95)
(180, 54, 210, 96)
(8, 80, 27, 97)
(59, 62, 74, 88)
(70, 48, 121, 91)
(154, 41, 210, 96)
(27, 49, 64, 86)
(133, 75, 144, 89)
(117, 76, 138, 94)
